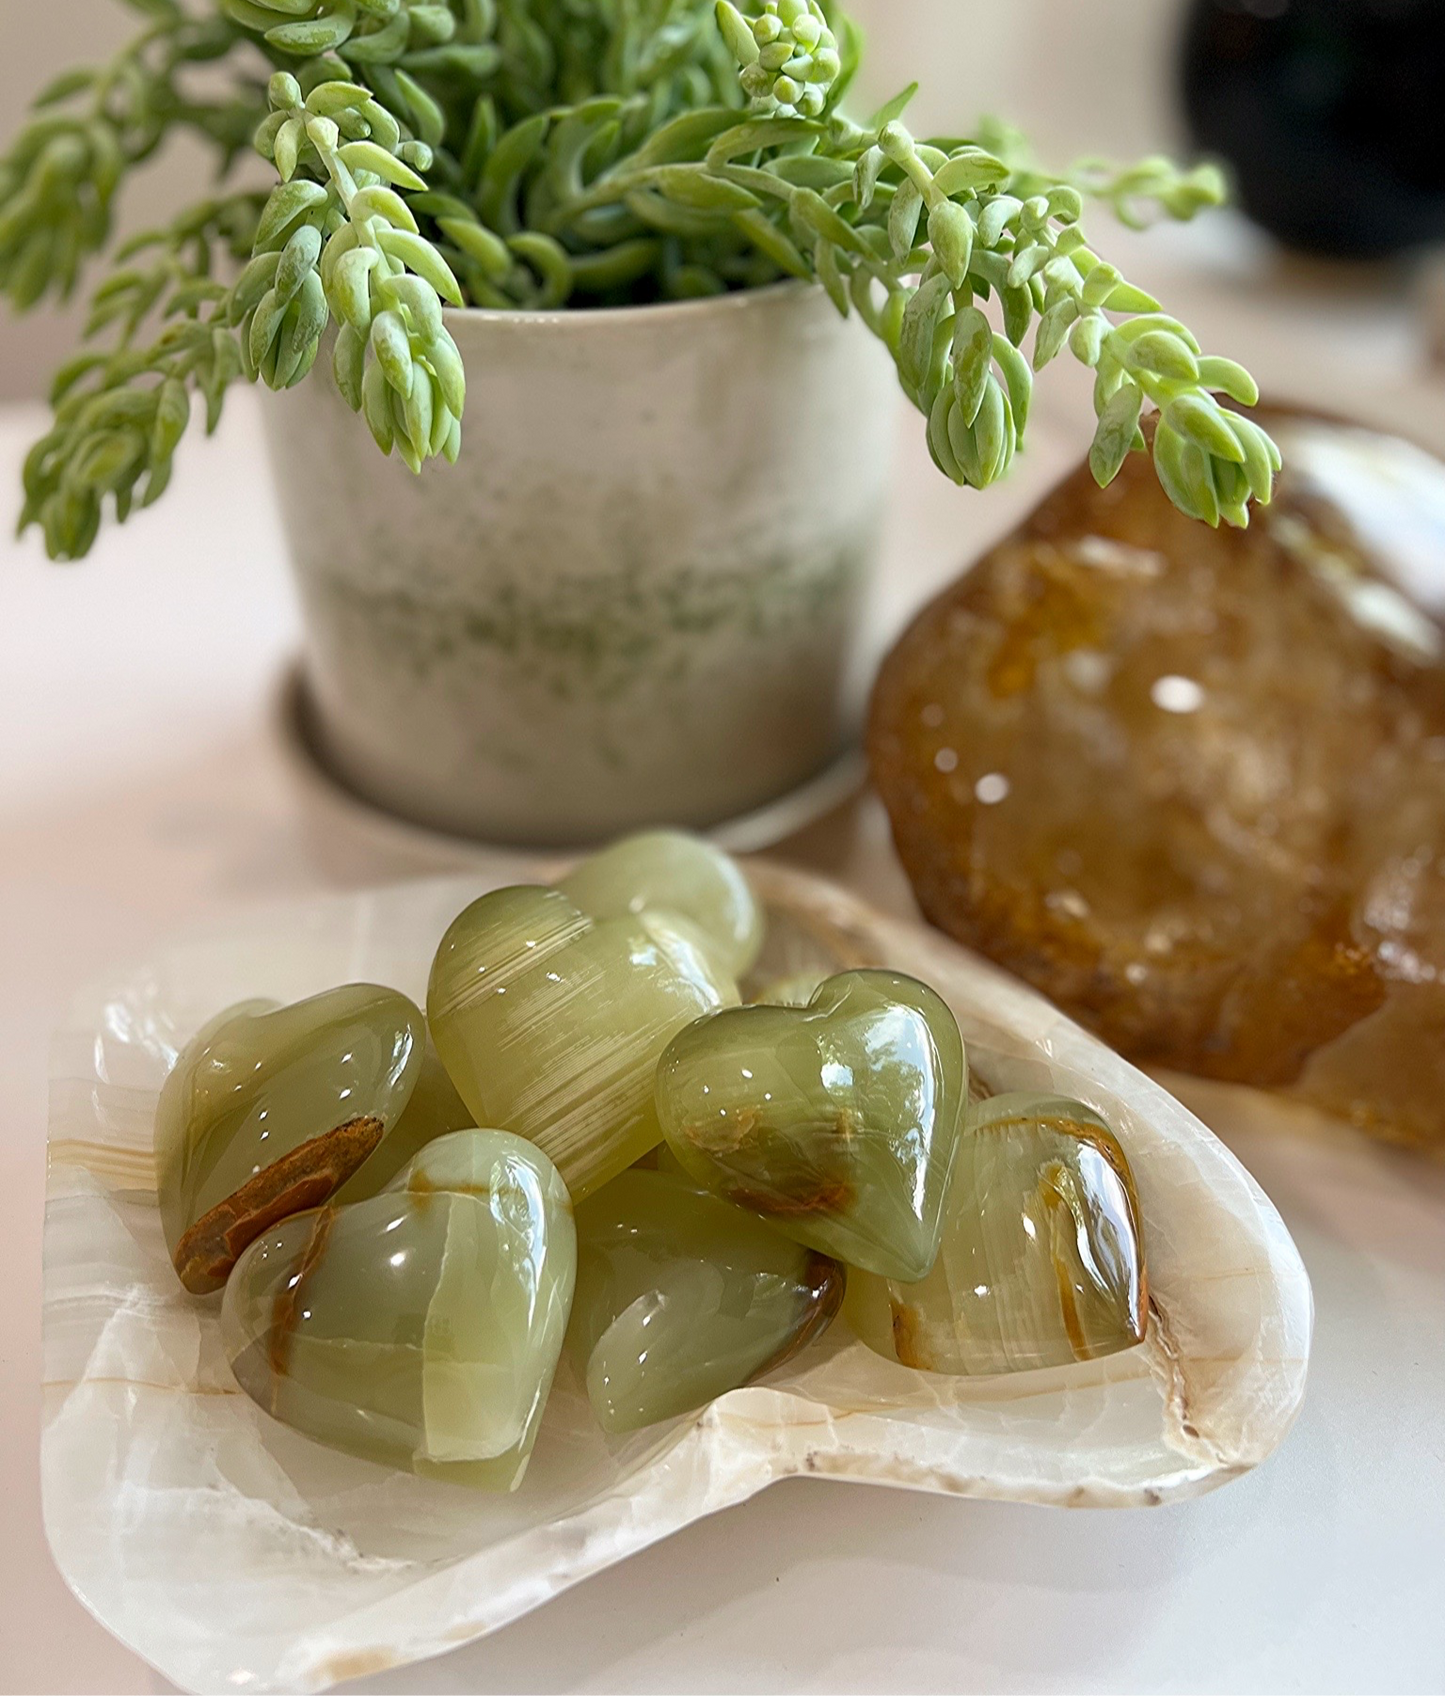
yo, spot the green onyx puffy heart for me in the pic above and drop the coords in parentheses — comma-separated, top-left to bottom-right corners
(655, 969, 966, 1281)
(559, 830, 765, 980)
(428, 885, 738, 1202)
(845, 1093, 1148, 1375)
(155, 984, 424, 1294)
(221, 1129, 576, 1489)
(569, 1168, 845, 1434)
(333, 1039, 474, 1205)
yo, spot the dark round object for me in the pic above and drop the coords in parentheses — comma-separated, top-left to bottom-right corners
(1181, 0, 1445, 259)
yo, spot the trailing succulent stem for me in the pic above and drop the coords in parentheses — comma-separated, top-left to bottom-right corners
(0, 5, 258, 315)
(20, 193, 262, 559)
(4, 0, 1276, 559)
(237, 69, 466, 470)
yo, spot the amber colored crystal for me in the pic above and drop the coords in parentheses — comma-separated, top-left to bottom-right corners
(870, 409, 1445, 1150)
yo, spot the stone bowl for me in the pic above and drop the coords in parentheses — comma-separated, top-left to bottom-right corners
(41, 859, 1312, 1693)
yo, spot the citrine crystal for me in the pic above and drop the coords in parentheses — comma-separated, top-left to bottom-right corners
(846, 1093, 1147, 1375)
(569, 1168, 844, 1433)
(870, 409, 1445, 1150)
(655, 969, 966, 1280)
(560, 830, 765, 979)
(221, 1130, 575, 1489)
(156, 985, 423, 1293)
(427, 886, 738, 1200)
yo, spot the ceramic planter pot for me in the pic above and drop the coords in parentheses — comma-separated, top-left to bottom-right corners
(261, 282, 899, 846)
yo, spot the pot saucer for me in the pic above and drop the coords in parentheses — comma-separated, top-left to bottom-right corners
(274, 662, 869, 864)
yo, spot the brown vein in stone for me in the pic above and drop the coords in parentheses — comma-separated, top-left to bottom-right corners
(978, 1107, 1149, 1349)
(171, 1115, 381, 1295)
(754, 1254, 848, 1381)
(1039, 1165, 1089, 1361)
(890, 1300, 932, 1372)
(726, 1176, 854, 1218)
(267, 1203, 338, 1390)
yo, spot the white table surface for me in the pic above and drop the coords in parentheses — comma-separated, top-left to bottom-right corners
(3, 215, 1444, 1695)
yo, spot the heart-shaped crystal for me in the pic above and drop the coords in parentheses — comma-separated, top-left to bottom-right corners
(156, 985, 424, 1294)
(333, 1039, 474, 1205)
(655, 969, 966, 1280)
(569, 1168, 844, 1434)
(428, 886, 737, 1201)
(221, 1129, 576, 1489)
(560, 830, 765, 979)
(845, 1093, 1148, 1374)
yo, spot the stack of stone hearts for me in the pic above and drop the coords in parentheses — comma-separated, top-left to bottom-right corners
(156, 833, 1148, 1491)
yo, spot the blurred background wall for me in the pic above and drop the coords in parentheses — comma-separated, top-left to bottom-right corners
(0, 0, 1185, 399)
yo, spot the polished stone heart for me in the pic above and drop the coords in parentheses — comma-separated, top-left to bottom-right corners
(155, 985, 424, 1294)
(333, 1038, 474, 1205)
(560, 830, 765, 980)
(846, 1093, 1148, 1375)
(655, 969, 966, 1280)
(221, 1130, 576, 1489)
(569, 1168, 844, 1434)
(427, 885, 737, 1202)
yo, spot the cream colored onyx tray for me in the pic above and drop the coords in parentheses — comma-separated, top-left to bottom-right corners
(42, 859, 1313, 1694)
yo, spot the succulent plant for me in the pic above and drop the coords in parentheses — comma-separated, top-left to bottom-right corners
(4, 0, 1277, 557)
(719, 0, 843, 119)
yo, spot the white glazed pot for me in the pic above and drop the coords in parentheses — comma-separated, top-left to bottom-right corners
(261, 282, 899, 846)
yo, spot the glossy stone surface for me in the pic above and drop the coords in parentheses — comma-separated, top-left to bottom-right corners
(155, 985, 424, 1293)
(221, 1130, 575, 1489)
(45, 865, 1313, 1695)
(333, 1039, 474, 1204)
(428, 886, 738, 1200)
(655, 970, 966, 1280)
(846, 1093, 1147, 1375)
(870, 408, 1445, 1151)
(570, 1169, 844, 1433)
(560, 830, 765, 979)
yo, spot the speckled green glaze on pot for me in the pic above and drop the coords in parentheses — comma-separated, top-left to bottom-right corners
(261, 284, 897, 845)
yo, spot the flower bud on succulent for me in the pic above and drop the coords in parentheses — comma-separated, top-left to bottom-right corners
(718, 0, 841, 119)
